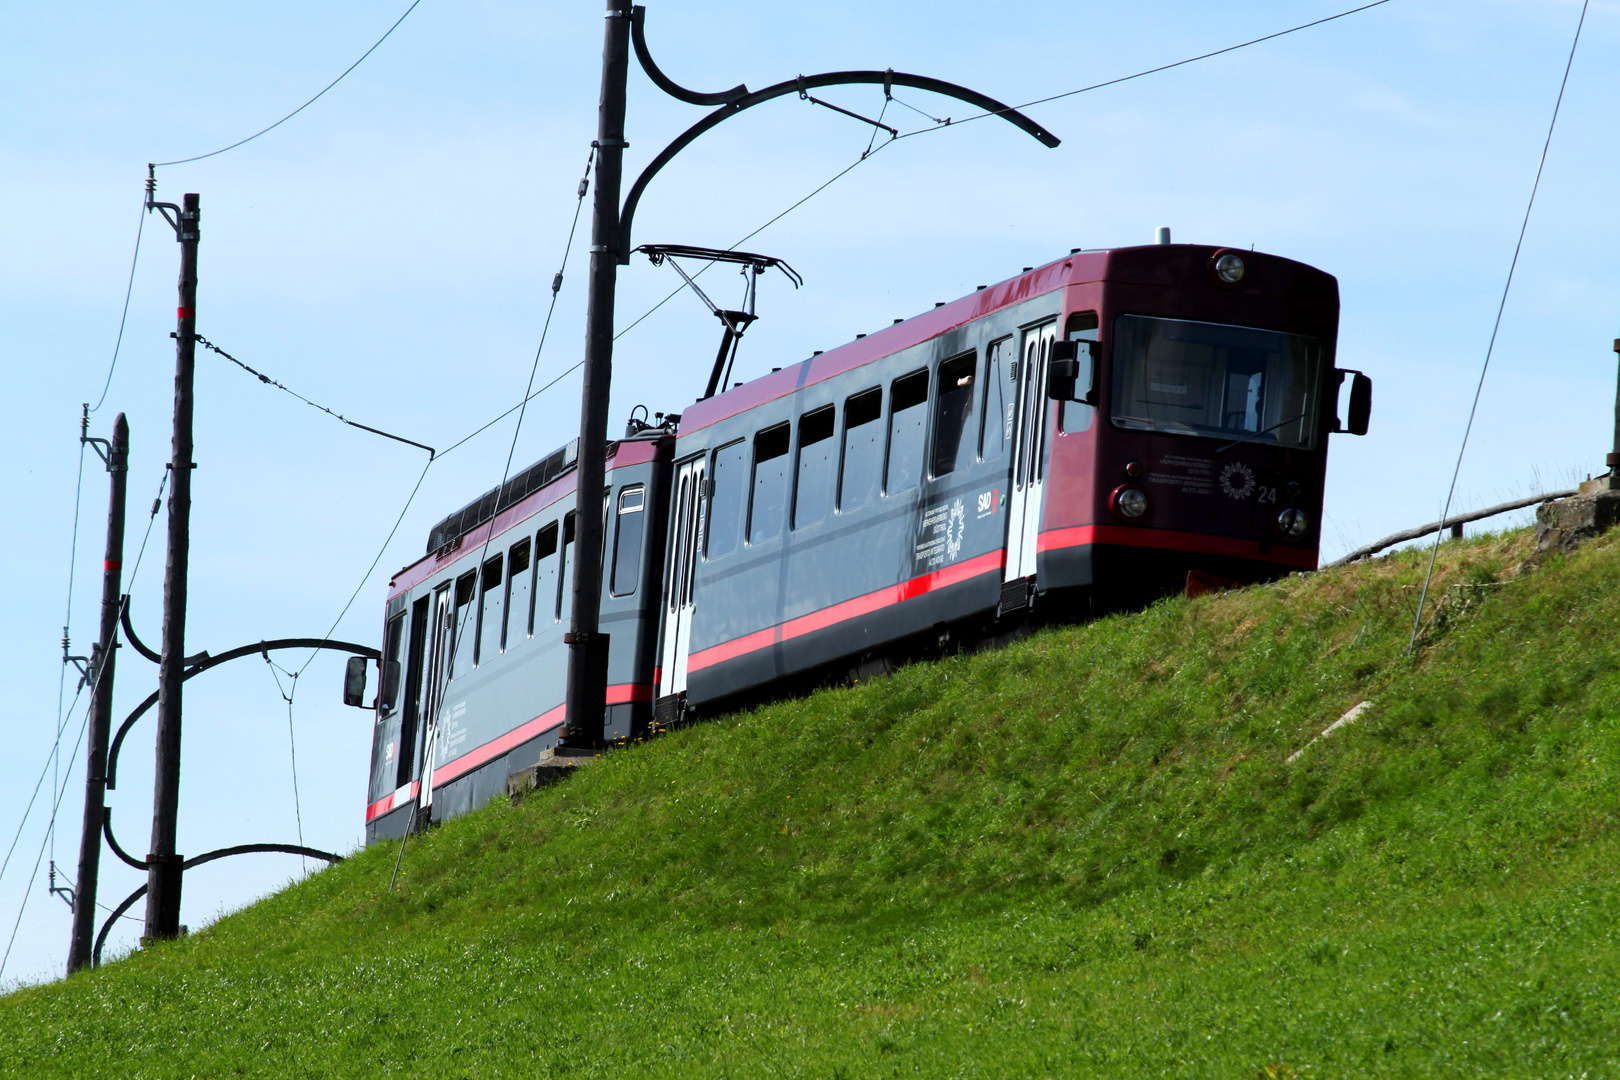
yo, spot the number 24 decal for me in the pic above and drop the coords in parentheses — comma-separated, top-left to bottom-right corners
(1255, 485, 1281, 504)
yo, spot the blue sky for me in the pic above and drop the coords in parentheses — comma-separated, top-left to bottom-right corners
(2, 0, 1616, 986)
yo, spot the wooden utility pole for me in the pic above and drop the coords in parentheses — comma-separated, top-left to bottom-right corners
(146, 191, 199, 940)
(561, 1, 631, 747)
(66, 414, 128, 974)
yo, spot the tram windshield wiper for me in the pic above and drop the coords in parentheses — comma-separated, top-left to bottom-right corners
(1214, 411, 1309, 454)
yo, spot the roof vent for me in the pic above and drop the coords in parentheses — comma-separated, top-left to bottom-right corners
(1155, 226, 1171, 245)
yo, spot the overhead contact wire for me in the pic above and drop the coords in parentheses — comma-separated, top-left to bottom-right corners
(151, 0, 424, 168)
(615, 143, 889, 344)
(891, 0, 1397, 142)
(391, 147, 595, 893)
(89, 187, 149, 414)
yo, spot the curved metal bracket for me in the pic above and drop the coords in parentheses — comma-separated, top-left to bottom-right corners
(618, 69, 1060, 264)
(91, 882, 145, 969)
(102, 807, 147, 870)
(106, 637, 380, 789)
(92, 843, 342, 967)
(120, 595, 207, 666)
(631, 6, 746, 107)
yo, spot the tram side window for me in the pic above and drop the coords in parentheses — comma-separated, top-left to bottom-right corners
(398, 596, 430, 788)
(1061, 312, 1100, 434)
(532, 522, 559, 632)
(451, 571, 477, 679)
(474, 555, 502, 665)
(838, 388, 883, 512)
(886, 369, 929, 495)
(706, 441, 748, 559)
(749, 424, 790, 543)
(381, 613, 404, 714)
(793, 406, 836, 529)
(979, 337, 1014, 461)
(556, 514, 576, 624)
(932, 352, 977, 477)
(611, 486, 645, 596)
(504, 539, 530, 650)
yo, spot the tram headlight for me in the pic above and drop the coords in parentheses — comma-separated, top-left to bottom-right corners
(1214, 253, 1246, 284)
(1111, 485, 1150, 520)
(1276, 507, 1309, 538)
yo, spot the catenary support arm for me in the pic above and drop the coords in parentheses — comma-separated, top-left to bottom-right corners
(618, 69, 1060, 263)
(105, 637, 380, 789)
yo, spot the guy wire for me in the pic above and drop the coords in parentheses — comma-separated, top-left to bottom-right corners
(1408, 0, 1589, 653)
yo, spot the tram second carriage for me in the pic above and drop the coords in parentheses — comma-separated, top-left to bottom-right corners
(362, 242, 1370, 842)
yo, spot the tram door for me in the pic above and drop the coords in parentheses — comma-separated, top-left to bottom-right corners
(657, 456, 707, 707)
(1004, 321, 1057, 583)
(416, 582, 453, 812)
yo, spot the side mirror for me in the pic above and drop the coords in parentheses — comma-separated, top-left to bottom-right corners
(380, 660, 401, 713)
(1047, 339, 1100, 405)
(343, 655, 369, 708)
(1334, 369, 1372, 436)
(1047, 340, 1079, 400)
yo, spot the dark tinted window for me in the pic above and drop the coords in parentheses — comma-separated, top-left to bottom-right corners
(932, 352, 976, 476)
(504, 539, 531, 649)
(979, 338, 1014, 460)
(792, 406, 836, 529)
(1111, 314, 1322, 448)
(749, 424, 790, 543)
(532, 522, 558, 632)
(706, 441, 747, 559)
(451, 571, 477, 679)
(475, 554, 502, 665)
(381, 613, 404, 714)
(886, 369, 929, 495)
(839, 388, 883, 512)
(556, 514, 575, 624)
(610, 486, 645, 596)
(1061, 311, 1099, 434)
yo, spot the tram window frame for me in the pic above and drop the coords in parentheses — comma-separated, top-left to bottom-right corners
(381, 613, 404, 715)
(705, 440, 748, 560)
(503, 537, 530, 651)
(474, 554, 503, 666)
(979, 336, 1015, 462)
(838, 387, 884, 513)
(610, 485, 646, 596)
(531, 522, 559, 633)
(931, 351, 977, 477)
(748, 424, 791, 544)
(1060, 311, 1100, 435)
(885, 369, 929, 495)
(792, 405, 836, 530)
(397, 595, 430, 789)
(451, 571, 477, 679)
(556, 514, 576, 624)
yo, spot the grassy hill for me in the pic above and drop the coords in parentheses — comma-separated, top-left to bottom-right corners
(4, 528, 1619, 1078)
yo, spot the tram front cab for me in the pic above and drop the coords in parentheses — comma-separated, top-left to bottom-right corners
(1037, 245, 1370, 607)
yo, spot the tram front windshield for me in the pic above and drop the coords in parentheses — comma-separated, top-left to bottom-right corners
(1110, 315, 1323, 449)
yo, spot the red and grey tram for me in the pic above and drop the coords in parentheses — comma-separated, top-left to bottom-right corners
(361, 242, 1370, 842)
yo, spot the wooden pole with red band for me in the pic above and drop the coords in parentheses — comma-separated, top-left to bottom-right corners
(66, 413, 128, 973)
(146, 192, 199, 941)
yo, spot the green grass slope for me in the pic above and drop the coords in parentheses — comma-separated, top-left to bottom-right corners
(5, 530, 1620, 1078)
